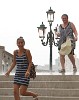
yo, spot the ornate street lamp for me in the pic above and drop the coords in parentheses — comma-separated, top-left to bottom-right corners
(46, 7, 55, 23)
(37, 7, 58, 70)
(37, 22, 47, 39)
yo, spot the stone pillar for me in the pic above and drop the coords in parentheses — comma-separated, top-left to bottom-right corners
(0, 46, 5, 74)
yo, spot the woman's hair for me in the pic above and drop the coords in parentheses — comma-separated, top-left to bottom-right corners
(61, 14, 68, 19)
(17, 36, 25, 44)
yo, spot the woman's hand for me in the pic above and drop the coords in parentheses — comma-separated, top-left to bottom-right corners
(5, 71, 10, 77)
(55, 32, 60, 37)
(74, 37, 78, 41)
(25, 71, 30, 78)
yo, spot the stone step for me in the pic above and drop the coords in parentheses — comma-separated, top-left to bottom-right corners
(1, 75, 79, 81)
(0, 96, 79, 100)
(0, 88, 79, 97)
(0, 96, 32, 100)
(0, 74, 79, 100)
(0, 81, 79, 88)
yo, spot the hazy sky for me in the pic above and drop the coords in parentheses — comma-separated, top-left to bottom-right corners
(0, 0, 79, 66)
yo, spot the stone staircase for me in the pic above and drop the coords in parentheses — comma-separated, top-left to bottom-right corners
(0, 74, 79, 100)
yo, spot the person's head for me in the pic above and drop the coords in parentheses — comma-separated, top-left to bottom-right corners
(61, 14, 68, 23)
(17, 36, 25, 49)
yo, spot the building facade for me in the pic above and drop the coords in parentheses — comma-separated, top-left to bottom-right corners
(0, 46, 13, 74)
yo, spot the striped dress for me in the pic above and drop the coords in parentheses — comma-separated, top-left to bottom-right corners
(14, 51, 30, 86)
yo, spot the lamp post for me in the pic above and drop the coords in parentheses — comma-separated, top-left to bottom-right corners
(37, 7, 58, 71)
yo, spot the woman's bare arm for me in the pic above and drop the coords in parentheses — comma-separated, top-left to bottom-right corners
(71, 22, 78, 41)
(5, 50, 16, 76)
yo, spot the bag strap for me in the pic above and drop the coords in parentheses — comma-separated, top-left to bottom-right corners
(24, 49, 32, 64)
(24, 49, 29, 61)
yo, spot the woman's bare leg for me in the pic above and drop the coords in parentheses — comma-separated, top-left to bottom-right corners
(20, 85, 38, 99)
(68, 53, 76, 67)
(60, 54, 65, 69)
(68, 53, 77, 72)
(13, 84, 20, 100)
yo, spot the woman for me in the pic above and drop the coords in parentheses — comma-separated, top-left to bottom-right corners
(55, 14, 78, 73)
(5, 36, 38, 100)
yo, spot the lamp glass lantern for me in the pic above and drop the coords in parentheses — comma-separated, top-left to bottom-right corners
(46, 7, 55, 23)
(37, 22, 47, 38)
